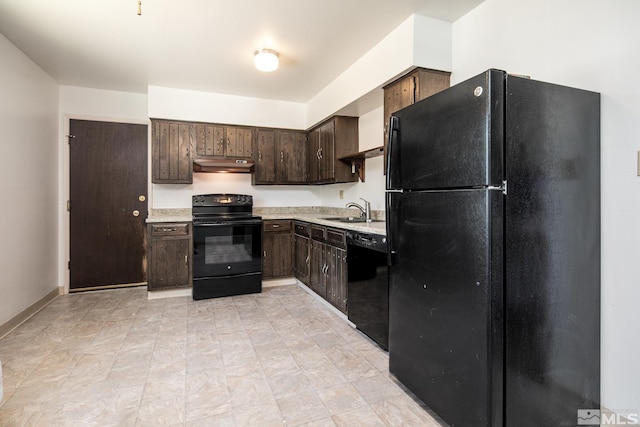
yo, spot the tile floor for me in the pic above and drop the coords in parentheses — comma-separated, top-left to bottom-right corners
(0, 284, 444, 426)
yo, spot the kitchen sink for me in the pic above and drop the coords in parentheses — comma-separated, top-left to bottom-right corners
(322, 217, 384, 223)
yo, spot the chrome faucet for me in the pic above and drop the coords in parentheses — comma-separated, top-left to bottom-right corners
(346, 198, 372, 222)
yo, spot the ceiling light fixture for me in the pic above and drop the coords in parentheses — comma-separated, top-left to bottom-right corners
(254, 49, 279, 72)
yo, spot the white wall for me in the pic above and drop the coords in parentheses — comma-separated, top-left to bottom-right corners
(0, 33, 59, 325)
(148, 85, 306, 130)
(307, 14, 451, 127)
(452, 0, 640, 415)
(58, 86, 148, 291)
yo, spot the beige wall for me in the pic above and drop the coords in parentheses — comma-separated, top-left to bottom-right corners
(0, 33, 59, 326)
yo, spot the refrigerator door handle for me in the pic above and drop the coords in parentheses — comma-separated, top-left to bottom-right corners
(386, 191, 397, 266)
(488, 180, 508, 195)
(386, 115, 400, 190)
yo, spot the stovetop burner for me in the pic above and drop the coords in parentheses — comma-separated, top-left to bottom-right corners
(192, 194, 261, 225)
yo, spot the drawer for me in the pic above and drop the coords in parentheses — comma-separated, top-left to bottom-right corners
(294, 221, 310, 237)
(150, 223, 190, 237)
(326, 228, 346, 248)
(311, 225, 325, 241)
(263, 220, 292, 233)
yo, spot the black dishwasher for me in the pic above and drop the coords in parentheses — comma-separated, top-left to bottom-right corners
(346, 230, 388, 350)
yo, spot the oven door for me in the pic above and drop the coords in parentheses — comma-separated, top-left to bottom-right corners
(193, 219, 262, 279)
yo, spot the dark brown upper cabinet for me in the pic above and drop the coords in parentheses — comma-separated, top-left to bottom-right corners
(253, 129, 308, 185)
(382, 68, 450, 173)
(151, 119, 193, 184)
(308, 116, 358, 184)
(193, 123, 253, 159)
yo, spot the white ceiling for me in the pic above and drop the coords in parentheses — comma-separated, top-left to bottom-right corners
(0, 0, 483, 102)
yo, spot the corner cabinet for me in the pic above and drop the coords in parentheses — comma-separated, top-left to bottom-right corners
(262, 220, 293, 279)
(147, 222, 192, 290)
(383, 68, 450, 172)
(151, 120, 193, 184)
(308, 116, 358, 184)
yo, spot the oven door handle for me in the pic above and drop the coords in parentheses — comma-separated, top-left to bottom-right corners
(193, 220, 262, 227)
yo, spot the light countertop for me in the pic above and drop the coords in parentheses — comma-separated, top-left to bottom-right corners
(146, 208, 191, 223)
(147, 206, 386, 235)
(259, 212, 386, 235)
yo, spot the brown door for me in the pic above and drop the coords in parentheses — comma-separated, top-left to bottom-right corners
(69, 120, 148, 290)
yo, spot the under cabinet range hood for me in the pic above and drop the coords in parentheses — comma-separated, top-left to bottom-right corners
(192, 158, 254, 173)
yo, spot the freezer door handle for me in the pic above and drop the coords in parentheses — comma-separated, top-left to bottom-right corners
(387, 249, 397, 266)
(386, 115, 400, 190)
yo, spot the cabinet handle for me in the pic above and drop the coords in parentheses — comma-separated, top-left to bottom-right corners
(305, 255, 309, 265)
(271, 224, 281, 228)
(264, 250, 267, 258)
(258, 151, 262, 161)
(184, 255, 188, 265)
(161, 228, 177, 232)
(316, 148, 321, 160)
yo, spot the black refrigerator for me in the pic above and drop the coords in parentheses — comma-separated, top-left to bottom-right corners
(386, 69, 600, 427)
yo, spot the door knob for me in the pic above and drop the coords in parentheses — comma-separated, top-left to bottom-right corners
(138, 195, 146, 202)
(132, 210, 140, 217)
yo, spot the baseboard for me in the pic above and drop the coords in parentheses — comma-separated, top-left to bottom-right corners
(147, 287, 190, 300)
(263, 277, 297, 288)
(0, 286, 61, 340)
(294, 280, 354, 327)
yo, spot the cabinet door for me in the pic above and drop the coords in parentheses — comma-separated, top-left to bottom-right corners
(318, 121, 335, 182)
(152, 120, 193, 184)
(278, 130, 308, 184)
(308, 128, 320, 183)
(227, 126, 253, 158)
(310, 240, 327, 297)
(294, 233, 310, 285)
(148, 223, 191, 291)
(332, 117, 359, 184)
(262, 233, 274, 278)
(325, 244, 347, 314)
(255, 129, 276, 184)
(194, 124, 225, 157)
(271, 233, 293, 277)
(262, 221, 293, 279)
(212, 126, 225, 156)
(148, 237, 190, 290)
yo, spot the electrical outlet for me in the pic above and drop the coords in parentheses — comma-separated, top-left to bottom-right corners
(339, 190, 344, 200)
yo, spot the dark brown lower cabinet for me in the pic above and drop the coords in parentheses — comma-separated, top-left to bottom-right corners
(294, 222, 311, 285)
(309, 225, 348, 314)
(262, 220, 293, 279)
(147, 222, 192, 290)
